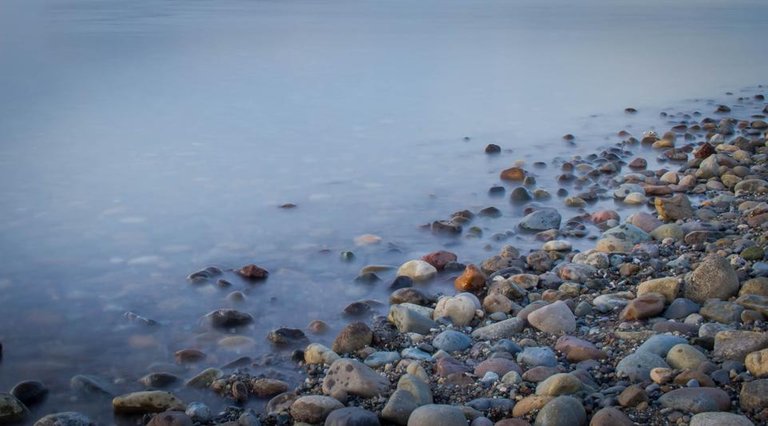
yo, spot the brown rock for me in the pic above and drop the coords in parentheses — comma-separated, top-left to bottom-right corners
(500, 167, 526, 181)
(617, 384, 648, 407)
(655, 194, 694, 221)
(673, 370, 715, 387)
(554, 336, 607, 362)
(435, 357, 470, 377)
(483, 293, 514, 314)
(174, 349, 206, 364)
(146, 412, 193, 426)
(694, 142, 715, 159)
(629, 158, 647, 169)
(237, 264, 269, 280)
(512, 395, 554, 417)
(620, 293, 666, 321)
(455, 264, 487, 294)
(332, 322, 373, 354)
(250, 378, 289, 398)
(421, 250, 457, 271)
(589, 407, 633, 426)
(740, 379, 768, 411)
(474, 358, 522, 377)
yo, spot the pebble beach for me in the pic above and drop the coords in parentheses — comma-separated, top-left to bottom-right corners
(3, 88, 768, 426)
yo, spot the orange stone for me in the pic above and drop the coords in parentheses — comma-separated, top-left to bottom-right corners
(620, 293, 666, 321)
(500, 167, 526, 181)
(454, 264, 487, 294)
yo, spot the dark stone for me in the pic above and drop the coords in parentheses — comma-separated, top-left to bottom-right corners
(203, 309, 253, 329)
(389, 276, 414, 290)
(237, 264, 269, 280)
(10, 381, 47, 406)
(485, 144, 501, 154)
(146, 411, 193, 426)
(267, 328, 307, 345)
(354, 272, 381, 284)
(324, 406, 380, 426)
(432, 220, 462, 235)
(489, 186, 506, 197)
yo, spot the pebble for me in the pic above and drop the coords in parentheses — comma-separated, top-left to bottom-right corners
(714, 330, 768, 361)
(32, 412, 94, 426)
(684, 255, 740, 303)
(739, 379, 768, 410)
(146, 411, 193, 426)
(322, 359, 390, 398)
(518, 208, 562, 231)
(616, 351, 670, 381)
(0, 393, 29, 424)
(10, 380, 48, 406)
(432, 330, 472, 353)
(389, 304, 437, 334)
(589, 407, 634, 426)
(304, 343, 341, 365)
(397, 260, 438, 282)
(185, 402, 212, 423)
(434, 294, 478, 327)
(517, 346, 557, 368)
(534, 395, 586, 426)
(112, 391, 185, 414)
(535, 373, 582, 396)
(406, 404, 467, 426)
(332, 322, 373, 354)
(658, 387, 731, 413)
(689, 412, 755, 426)
(527, 301, 576, 334)
(290, 395, 344, 424)
(325, 407, 381, 426)
(364, 351, 401, 368)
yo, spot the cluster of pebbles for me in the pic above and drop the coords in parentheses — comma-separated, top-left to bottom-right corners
(3, 91, 768, 426)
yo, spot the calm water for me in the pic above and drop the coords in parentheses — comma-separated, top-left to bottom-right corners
(0, 0, 767, 422)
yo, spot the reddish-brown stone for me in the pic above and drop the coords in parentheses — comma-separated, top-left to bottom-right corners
(455, 264, 487, 294)
(421, 250, 458, 271)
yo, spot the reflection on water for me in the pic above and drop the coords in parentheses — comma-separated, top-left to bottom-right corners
(0, 0, 767, 422)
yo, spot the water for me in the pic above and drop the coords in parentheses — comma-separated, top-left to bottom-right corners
(0, 0, 766, 422)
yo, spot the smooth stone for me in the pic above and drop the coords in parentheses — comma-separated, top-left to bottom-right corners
(655, 194, 694, 221)
(364, 351, 401, 368)
(592, 294, 630, 312)
(389, 304, 437, 334)
(397, 374, 432, 406)
(268, 327, 307, 345)
(684, 256, 739, 303)
(745, 348, 768, 377)
(185, 402, 212, 423)
(322, 359, 390, 398)
(517, 347, 557, 368)
(664, 298, 701, 319)
(619, 293, 666, 321)
(637, 334, 688, 357)
(434, 293, 479, 327)
(535, 374, 582, 396)
(407, 405, 467, 426)
(112, 391, 185, 414)
(421, 251, 458, 271)
(689, 412, 755, 426)
(455, 264, 487, 294)
(519, 208, 562, 231)
(10, 380, 48, 406)
(325, 407, 380, 426)
(714, 330, 768, 361)
(666, 344, 708, 370)
(627, 212, 662, 233)
(433, 330, 472, 353)
(332, 322, 373, 354)
(616, 351, 670, 382)
(471, 318, 525, 340)
(69, 374, 114, 396)
(588, 407, 633, 426)
(658, 387, 730, 413)
(637, 277, 680, 303)
(33, 412, 94, 426)
(401, 348, 433, 361)
(474, 358, 522, 377)
(291, 395, 344, 424)
(202, 309, 253, 328)
(390, 288, 431, 306)
(483, 293, 514, 314)
(397, 260, 437, 282)
(0, 393, 29, 424)
(534, 396, 586, 426)
(527, 301, 576, 334)
(382, 389, 418, 425)
(146, 412, 193, 426)
(700, 300, 744, 324)
(740, 277, 768, 296)
(184, 368, 222, 388)
(305, 344, 341, 365)
(542, 240, 572, 251)
(554, 336, 607, 362)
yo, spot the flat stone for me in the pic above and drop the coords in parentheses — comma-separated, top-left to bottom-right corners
(535, 374, 582, 396)
(714, 330, 768, 362)
(33, 412, 94, 426)
(397, 260, 437, 282)
(620, 293, 666, 321)
(474, 358, 522, 378)
(519, 208, 562, 231)
(701, 300, 744, 324)
(184, 368, 222, 388)
(658, 387, 730, 413)
(364, 351, 401, 368)
(735, 293, 768, 317)
(554, 336, 607, 362)
(432, 330, 472, 353)
(666, 344, 707, 370)
(637, 277, 680, 303)
(534, 396, 586, 426)
(745, 348, 768, 377)
(322, 359, 390, 398)
(325, 406, 381, 426)
(689, 412, 755, 426)
(112, 391, 185, 415)
(637, 335, 688, 357)
(389, 304, 437, 334)
(517, 346, 557, 368)
(589, 407, 633, 426)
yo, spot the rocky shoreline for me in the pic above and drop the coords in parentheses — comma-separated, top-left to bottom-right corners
(3, 89, 768, 425)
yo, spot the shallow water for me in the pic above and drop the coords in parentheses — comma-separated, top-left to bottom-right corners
(0, 0, 767, 422)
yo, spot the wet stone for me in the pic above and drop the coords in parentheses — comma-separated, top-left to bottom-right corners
(658, 387, 730, 413)
(146, 411, 193, 426)
(0, 393, 29, 424)
(33, 412, 94, 426)
(10, 380, 48, 406)
(267, 328, 307, 345)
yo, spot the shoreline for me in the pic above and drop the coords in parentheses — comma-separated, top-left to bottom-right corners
(3, 88, 768, 425)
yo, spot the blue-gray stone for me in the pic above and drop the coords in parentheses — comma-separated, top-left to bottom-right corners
(664, 298, 700, 319)
(517, 346, 557, 368)
(432, 330, 472, 353)
(616, 351, 670, 382)
(364, 351, 401, 368)
(636, 335, 687, 357)
(401, 348, 432, 361)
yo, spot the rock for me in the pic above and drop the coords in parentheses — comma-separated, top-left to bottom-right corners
(666, 344, 708, 370)
(620, 293, 666, 321)
(33, 412, 94, 426)
(266, 392, 298, 415)
(251, 379, 290, 398)
(382, 389, 418, 425)
(202, 309, 253, 329)
(684, 256, 740, 303)
(740, 277, 768, 296)
(534, 396, 586, 426)
(455, 264, 487, 294)
(616, 351, 670, 382)
(407, 404, 467, 426)
(389, 304, 437, 334)
(475, 358, 522, 377)
(10, 381, 48, 406)
(332, 322, 373, 354)
(435, 356, 470, 377)
(542, 240, 571, 251)
(237, 264, 269, 280)
(175, 349, 206, 364)
(397, 374, 432, 406)
(637, 334, 687, 357)
(185, 402, 212, 423)
(535, 374, 582, 396)
(664, 298, 700, 319)
(112, 391, 185, 414)
(291, 395, 344, 424)
(735, 294, 768, 317)
(471, 317, 525, 340)
(745, 348, 768, 377)
(655, 194, 694, 221)
(305, 344, 341, 365)
(713, 330, 768, 362)
(554, 336, 607, 362)
(554, 263, 597, 283)
(592, 294, 630, 312)
(322, 359, 389, 398)
(617, 384, 648, 407)
(519, 208, 561, 231)
(658, 387, 730, 413)
(434, 294, 478, 327)
(696, 154, 721, 179)
(397, 260, 438, 282)
(510, 187, 533, 204)
(637, 277, 680, 303)
(146, 412, 193, 426)
(735, 179, 768, 194)
(0, 393, 29, 424)
(483, 293, 514, 314)
(325, 407, 380, 426)
(740, 379, 768, 410)
(627, 212, 662, 233)
(433, 330, 472, 353)
(689, 412, 755, 426)
(589, 407, 633, 426)
(69, 374, 114, 396)
(421, 251, 457, 271)
(364, 351, 401, 368)
(500, 167, 526, 181)
(701, 300, 744, 323)
(527, 301, 576, 334)
(184, 368, 222, 388)
(517, 347, 557, 368)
